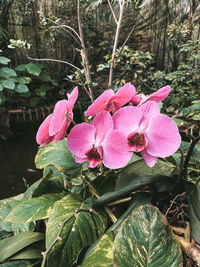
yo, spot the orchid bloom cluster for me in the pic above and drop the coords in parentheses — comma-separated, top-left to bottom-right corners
(36, 83, 181, 169)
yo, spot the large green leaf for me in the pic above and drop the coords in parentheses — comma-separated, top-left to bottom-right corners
(0, 231, 44, 262)
(93, 174, 171, 208)
(0, 199, 35, 234)
(116, 159, 163, 189)
(46, 195, 107, 267)
(109, 192, 151, 232)
(22, 180, 41, 200)
(25, 63, 41, 76)
(82, 231, 115, 267)
(32, 169, 67, 197)
(82, 192, 151, 265)
(10, 241, 44, 260)
(184, 180, 200, 244)
(6, 193, 63, 223)
(35, 138, 82, 176)
(113, 205, 183, 267)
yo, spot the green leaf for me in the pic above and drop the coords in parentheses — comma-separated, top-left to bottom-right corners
(0, 199, 35, 234)
(15, 64, 27, 71)
(1, 80, 15, 89)
(113, 205, 182, 267)
(22, 180, 41, 201)
(82, 232, 115, 267)
(15, 84, 29, 93)
(6, 193, 63, 223)
(0, 231, 44, 262)
(35, 138, 82, 176)
(17, 77, 31, 84)
(25, 63, 41, 76)
(46, 195, 107, 267)
(0, 83, 3, 91)
(184, 180, 200, 244)
(93, 174, 172, 208)
(0, 56, 11, 65)
(10, 247, 42, 260)
(39, 73, 52, 82)
(35, 87, 46, 97)
(116, 159, 163, 189)
(10, 241, 44, 260)
(1, 67, 17, 77)
(109, 192, 151, 232)
(0, 260, 32, 267)
(32, 168, 66, 197)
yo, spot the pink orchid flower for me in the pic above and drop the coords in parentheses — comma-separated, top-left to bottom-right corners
(36, 86, 78, 146)
(112, 101, 181, 167)
(85, 82, 135, 116)
(131, 85, 171, 106)
(67, 110, 132, 169)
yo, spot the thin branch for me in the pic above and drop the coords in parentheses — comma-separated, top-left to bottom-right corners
(108, 0, 126, 88)
(46, 18, 81, 42)
(50, 25, 81, 45)
(26, 55, 81, 71)
(82, 171, 117, 223)
(77, 0, 94, 103)
(118, 24, 136, 52)
(107, 0, 118, 25)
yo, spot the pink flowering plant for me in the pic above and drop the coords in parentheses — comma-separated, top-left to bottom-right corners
(2, 83, 200, 267)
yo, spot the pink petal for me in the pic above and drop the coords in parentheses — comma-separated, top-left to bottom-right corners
(141, 149, 157, 167)
(85, 90, 114, 116)
(66, 86, 78, 111)
(49, 100, 68, 136)
(67, 123, 96, 158)
(75, 156, 87, 163)
(102, 129, 132, 169)
(146, 114, 181, 157)
(110, 83, 136, 108)
(131, 93, 141, 105)
(36, 114, 54, 146)
(113, 106, 142, 136)
(92, 110, 113, 143)
(139, 101, 160, 130)
(148, 85, 171, 103)
(54, 118, 71, 142)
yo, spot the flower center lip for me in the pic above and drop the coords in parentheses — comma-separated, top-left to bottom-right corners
(127, 132, 147, 152)
(86, 146, 101, 161)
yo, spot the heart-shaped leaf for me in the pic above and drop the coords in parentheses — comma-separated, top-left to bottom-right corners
(35, 138, 82, 176)
(46, 195, 107, 267)
(81, 231, 116, 267)
(113, 205, 183, 267)
(6, 193, 63, 223)
(0, 199, 35, 234)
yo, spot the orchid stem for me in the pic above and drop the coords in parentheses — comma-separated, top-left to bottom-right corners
(82, 172, 117, 223)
